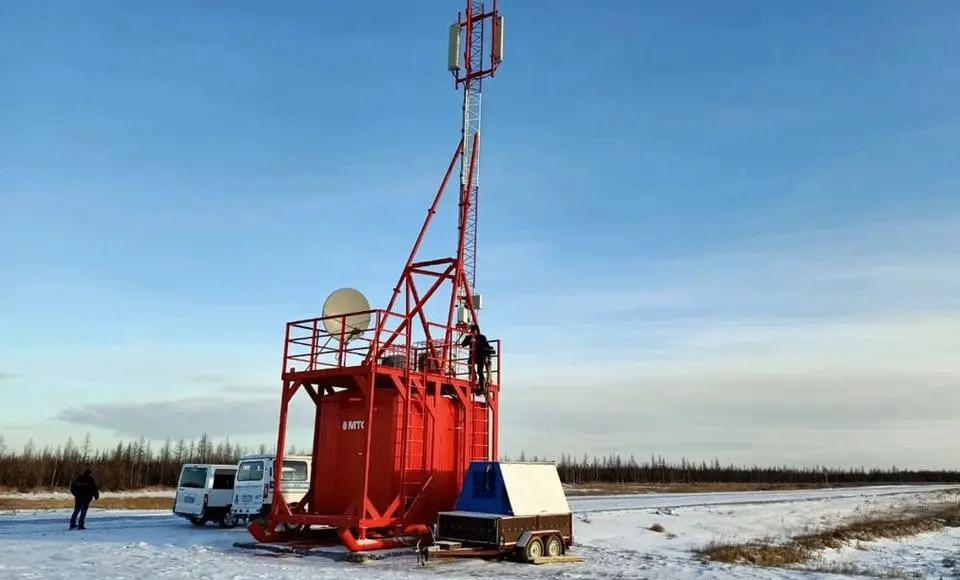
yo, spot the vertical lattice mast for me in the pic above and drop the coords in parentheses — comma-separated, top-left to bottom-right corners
(460, 0, 484, 294)
(449, 0, 503, 324)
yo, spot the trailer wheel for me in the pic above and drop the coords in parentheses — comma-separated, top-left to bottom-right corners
(523, 537, 544, 562)
(545, 534, 563, 557)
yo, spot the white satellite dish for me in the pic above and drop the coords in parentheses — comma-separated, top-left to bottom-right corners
(322, 287, 372, 342)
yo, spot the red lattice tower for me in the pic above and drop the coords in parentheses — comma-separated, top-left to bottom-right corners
(246, 0, 505, 552)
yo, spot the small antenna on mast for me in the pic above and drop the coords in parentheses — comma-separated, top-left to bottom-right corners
(447, 1, 504, 329)
(448, 23, 462, 71)
(492, 13, 504, 64)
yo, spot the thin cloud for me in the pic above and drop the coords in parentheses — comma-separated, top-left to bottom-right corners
(503, 373, 960, 469)
(55, 395, 316, 440)
(495, 214, 960, 468)
(184, 372, 274, 394)
(503, 213, 960, 335)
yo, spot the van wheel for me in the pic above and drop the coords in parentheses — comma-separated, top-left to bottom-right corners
(280, 522, 305, 532)
(219, 510, 238, 529)
(190, 517, 205, 526)
(280, 502, 305, 532)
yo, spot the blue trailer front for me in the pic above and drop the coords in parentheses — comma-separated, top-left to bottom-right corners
(420, 461, 583, 564)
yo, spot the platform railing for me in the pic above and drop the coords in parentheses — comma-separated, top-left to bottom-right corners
(282, 309, 500, 386)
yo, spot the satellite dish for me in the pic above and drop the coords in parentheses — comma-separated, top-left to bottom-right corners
(322, 287, 372, 342)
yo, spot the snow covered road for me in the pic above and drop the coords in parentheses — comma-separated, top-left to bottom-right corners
(568, 483, 960, 512)
(0, 484, 957, 579)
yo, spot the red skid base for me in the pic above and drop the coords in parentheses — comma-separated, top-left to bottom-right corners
(245, 519, 334, 545)
(237, 525, 420, 563)
(246, 519, 430, 553)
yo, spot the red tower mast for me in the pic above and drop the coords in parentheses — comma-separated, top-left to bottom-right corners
(247, 1, 505, 552)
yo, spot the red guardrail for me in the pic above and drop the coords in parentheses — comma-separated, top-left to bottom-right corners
(282, 309, 500, 385)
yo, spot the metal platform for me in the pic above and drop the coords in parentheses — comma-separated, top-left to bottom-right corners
(530, 555, 586, 565)
(233, 540, 416, 563)
(420, 542, 585, 565)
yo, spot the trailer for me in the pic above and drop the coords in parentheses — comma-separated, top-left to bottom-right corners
(418, 461, 585, 565)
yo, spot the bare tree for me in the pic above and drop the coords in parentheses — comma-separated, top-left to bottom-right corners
(173, 438, 186, 465)
(80, 433, 92, 461)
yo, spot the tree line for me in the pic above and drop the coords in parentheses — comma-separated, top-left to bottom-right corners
(0, 434, 958, 492)
(539, 453, 960, 486)
(0, 434, 287, 491)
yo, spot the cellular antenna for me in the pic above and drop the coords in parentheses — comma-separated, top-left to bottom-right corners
(448, 0, 504, 328)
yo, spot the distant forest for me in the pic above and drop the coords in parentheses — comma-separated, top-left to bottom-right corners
(0, 434, 958, 492)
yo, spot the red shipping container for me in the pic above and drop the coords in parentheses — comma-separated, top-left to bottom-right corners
(312, 386, 489, 522)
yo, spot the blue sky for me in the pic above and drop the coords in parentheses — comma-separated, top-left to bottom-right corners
(1, 0, 959, 468)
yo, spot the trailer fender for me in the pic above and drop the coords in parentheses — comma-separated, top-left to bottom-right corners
(516, 529, 560, 549)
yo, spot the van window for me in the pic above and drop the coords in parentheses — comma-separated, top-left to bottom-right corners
(279, 460, 309, 482)
(237, 460, 265, 482)
(212, 469, 236, 490)
(179, 466, 208, 489)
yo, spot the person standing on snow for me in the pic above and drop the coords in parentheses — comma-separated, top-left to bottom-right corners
(69, 468, 100, 530)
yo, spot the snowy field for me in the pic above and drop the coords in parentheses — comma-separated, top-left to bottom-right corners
(1, 485, 958, 579)
(0, 488, 175, 500)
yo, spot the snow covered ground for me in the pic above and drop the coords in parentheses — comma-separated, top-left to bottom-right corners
(800, 526, 960, 578)
(0, 484, 958, 579)
(0, 488, 175, 500)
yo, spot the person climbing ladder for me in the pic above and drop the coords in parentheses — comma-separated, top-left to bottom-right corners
(460, 323, 494, 395)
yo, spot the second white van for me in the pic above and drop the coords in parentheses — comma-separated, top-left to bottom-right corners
(231, 453, 313, 524)
(172, 463, 238, 528)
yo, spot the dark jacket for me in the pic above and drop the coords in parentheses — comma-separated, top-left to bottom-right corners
(461, 332, 493, 360)
(70, 471, 100, 503)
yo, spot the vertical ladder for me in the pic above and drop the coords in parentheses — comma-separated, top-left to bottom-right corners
(470, 397, 489, 460)
(401, 377, 427, 511)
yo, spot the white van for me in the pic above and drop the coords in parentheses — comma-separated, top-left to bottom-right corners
(231, 453, 312, 523)
(172, 463, 239, 528)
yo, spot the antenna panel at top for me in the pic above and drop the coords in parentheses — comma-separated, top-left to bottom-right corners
(448, 22, 461, 71)
(492, 15, 504, 64)
(321, 287, 372, 342)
